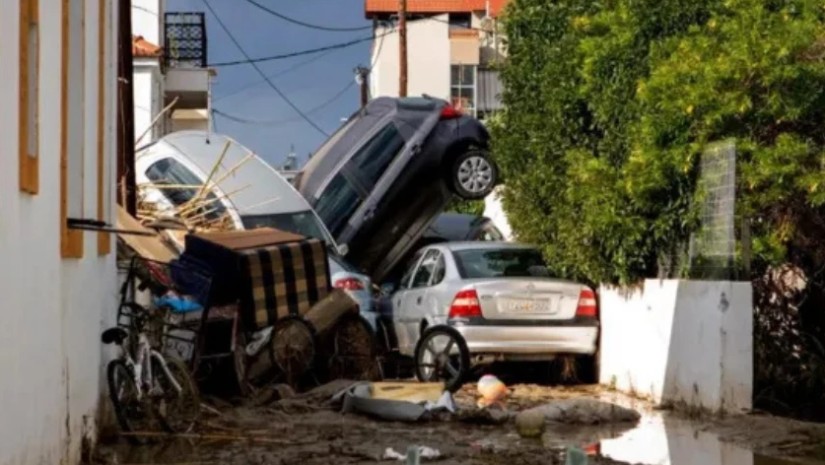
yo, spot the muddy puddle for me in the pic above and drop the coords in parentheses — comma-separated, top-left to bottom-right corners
(592, 414, 808, 465)
(94, 385, 825, 465)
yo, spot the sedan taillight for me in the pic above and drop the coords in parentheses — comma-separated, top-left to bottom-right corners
(440, 105, 462, 120)
(449, 289, 482, 318)
(334, 277, 365, 291)
(576, 288, 598, 318)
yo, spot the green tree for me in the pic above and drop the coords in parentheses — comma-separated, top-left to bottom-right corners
(493, 0, 825, 285)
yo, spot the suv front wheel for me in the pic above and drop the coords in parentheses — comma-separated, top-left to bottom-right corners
(450, 149, 498, 200)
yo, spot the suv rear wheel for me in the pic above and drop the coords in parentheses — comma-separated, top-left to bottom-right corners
(450, 149, 498, 200)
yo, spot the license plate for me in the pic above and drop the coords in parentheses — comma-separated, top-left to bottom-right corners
(504, 299, 549, 313)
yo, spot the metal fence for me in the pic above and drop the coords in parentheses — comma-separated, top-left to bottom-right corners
(164, 12, 207, 68)
(687, 139, 743, 279)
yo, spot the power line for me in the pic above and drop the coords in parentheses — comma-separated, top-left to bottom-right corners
(209, 33, 383, 67)
(242, 0, 371, 32)
(202, 0, 329, 136)
(207, 16, 479, 69)
(214, 48, 338, 103)
(214, 80, 356, 127)
(217, 25, 388, 127)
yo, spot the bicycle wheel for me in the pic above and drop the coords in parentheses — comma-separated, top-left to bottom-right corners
(151, 356, 201, 434)
(107, 359, 160, 444)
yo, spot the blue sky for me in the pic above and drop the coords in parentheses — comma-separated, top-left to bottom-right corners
(167, 0, 372, 168)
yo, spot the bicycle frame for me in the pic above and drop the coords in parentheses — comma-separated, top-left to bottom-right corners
(117, 330, 183, 400)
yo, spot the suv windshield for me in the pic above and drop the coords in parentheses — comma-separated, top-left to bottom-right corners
(452, 248, 548, 279)
(241, 211, 335, 246)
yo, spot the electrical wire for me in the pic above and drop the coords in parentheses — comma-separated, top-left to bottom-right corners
(202, 0, 329, 136)
(213, 80, 356, 127)
(207, 15, 483, 69)
(215, 25, 387, 127)
(213, 48, 338, 102)
(132, 4, 160, 16)
(242, 0, 372, 32)
(209, 32, 387, 67)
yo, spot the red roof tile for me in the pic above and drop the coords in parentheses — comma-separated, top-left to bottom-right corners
(365, 0, 507, 17)
(132, 35, 162, 58)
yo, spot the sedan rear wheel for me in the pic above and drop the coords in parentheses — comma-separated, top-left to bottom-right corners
(414, 326, 470, 393)
(451, 149, 498, 200)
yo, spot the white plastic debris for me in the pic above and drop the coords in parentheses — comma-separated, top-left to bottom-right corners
(245, 326, 274, 356)
(382, 446, 442, 462)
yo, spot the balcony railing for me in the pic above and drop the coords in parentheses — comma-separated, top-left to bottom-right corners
(164, 12, 207, 68)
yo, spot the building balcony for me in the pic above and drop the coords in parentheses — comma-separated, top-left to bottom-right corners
(163, 12, 212, 111)
(164, 12, 207, 68)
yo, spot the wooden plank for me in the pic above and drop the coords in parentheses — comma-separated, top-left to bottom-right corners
(369, 382, 445, 403)
(115, 206, 177, 263)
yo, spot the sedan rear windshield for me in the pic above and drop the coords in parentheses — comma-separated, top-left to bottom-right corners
(452, 248, 548, 279)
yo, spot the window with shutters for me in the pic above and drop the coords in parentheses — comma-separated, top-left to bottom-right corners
(60, 0, 85, 258)
(97, 0, 110, 255)
(19, 0, 40, 194)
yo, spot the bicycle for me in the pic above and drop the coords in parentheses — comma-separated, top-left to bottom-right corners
(102, 257, 202, 443)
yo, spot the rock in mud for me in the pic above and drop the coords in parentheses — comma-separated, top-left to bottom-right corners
(516, 398, 640, 426)
(515, 408, 546, 438)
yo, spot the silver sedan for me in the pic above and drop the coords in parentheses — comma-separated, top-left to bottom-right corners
(390, 242, 599, 370)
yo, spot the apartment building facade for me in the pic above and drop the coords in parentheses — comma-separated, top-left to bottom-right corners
(0, 0, 120, 463)
(366, 0, 507, 121)
(132, 0, 213, 146)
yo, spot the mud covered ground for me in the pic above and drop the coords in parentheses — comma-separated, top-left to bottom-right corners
(92, 383, 825, 465)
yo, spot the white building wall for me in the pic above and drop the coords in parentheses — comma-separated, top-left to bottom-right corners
(132, 0, 163, 44)
(483, 186, 513, 240)
(133, 60, 163, 146)
(371, 16, 450, 99)
(599, 280, 753, 413)
(132, 0, 165, 146)
(0, 1, 119, 464)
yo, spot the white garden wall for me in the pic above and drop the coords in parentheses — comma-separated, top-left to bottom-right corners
(599, 280, 752, 413)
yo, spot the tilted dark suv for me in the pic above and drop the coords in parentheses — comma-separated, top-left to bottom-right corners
(295, 96, 499, 281)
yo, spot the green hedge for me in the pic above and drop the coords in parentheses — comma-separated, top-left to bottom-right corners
(492, 0, 825, 285)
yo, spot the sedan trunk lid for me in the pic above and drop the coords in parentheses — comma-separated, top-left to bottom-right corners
(468, 279, 584, 321)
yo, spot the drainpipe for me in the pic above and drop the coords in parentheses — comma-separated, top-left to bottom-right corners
(117, 0, 137, 215)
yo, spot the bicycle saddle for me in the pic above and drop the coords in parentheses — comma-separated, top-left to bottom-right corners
(101, 327, 128, 345)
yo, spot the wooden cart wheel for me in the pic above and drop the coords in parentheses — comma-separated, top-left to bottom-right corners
(326, 314, 380, 381)
(414, 325, 470, 393)
(271, 316, 316, 388)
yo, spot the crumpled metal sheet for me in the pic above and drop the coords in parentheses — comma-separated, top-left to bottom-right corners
(334, 383, 456, 422)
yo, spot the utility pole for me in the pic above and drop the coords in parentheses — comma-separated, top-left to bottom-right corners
(355, 66, 370, 108)
(398, 0, 408, 97)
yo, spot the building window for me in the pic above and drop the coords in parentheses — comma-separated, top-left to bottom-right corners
(448, 13, 471, 30)
(451, 64, 476, 117)
(97, 0, 110, 255)
(61, 0, 85, 258)
(19, 0, 40, 194)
